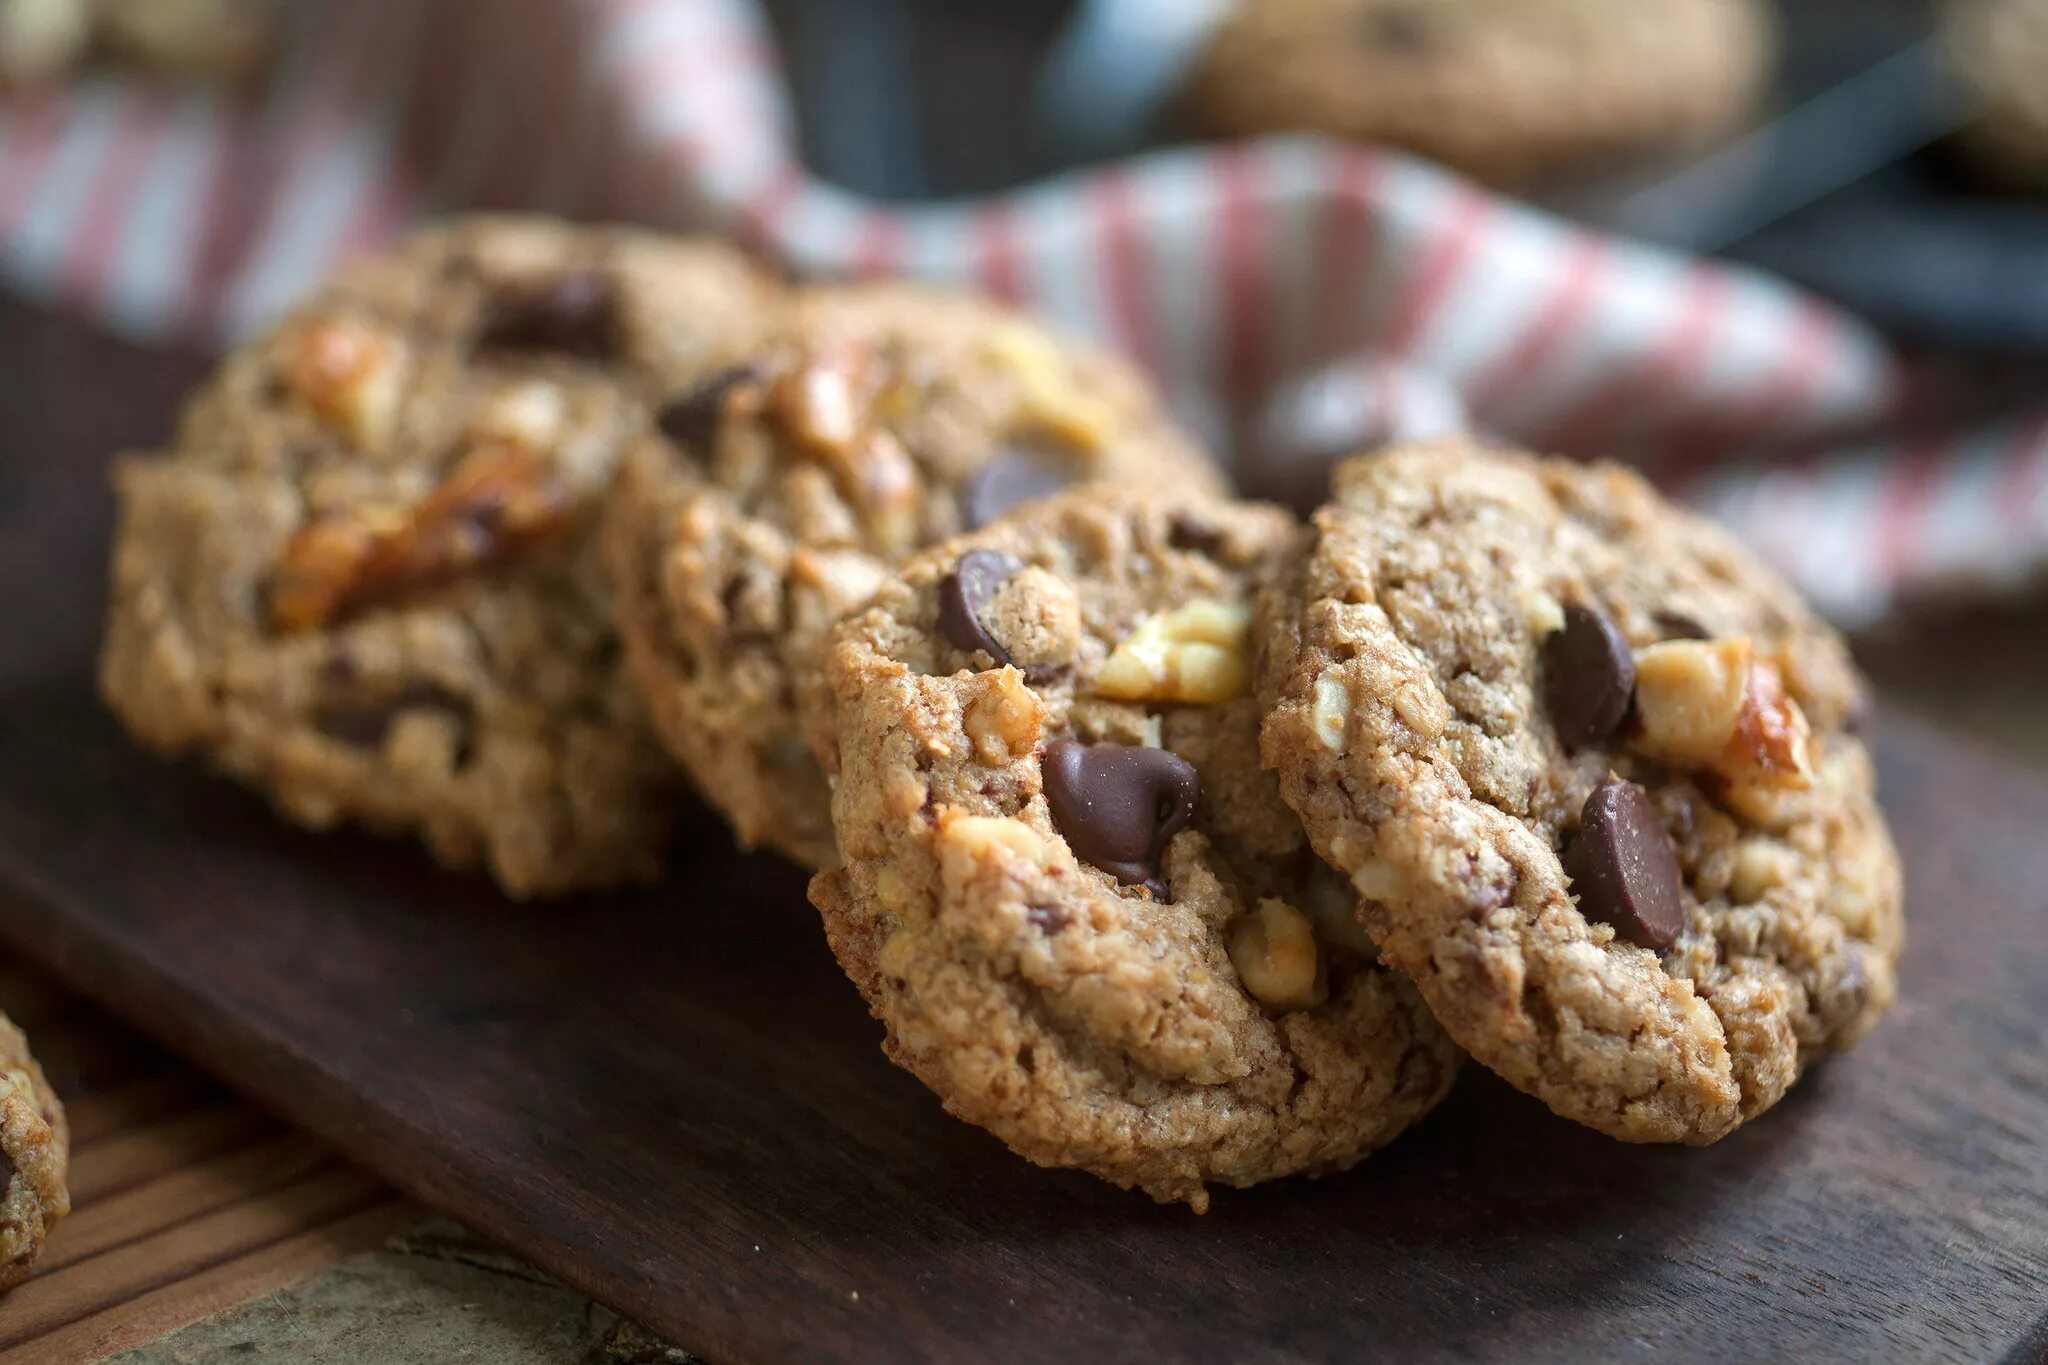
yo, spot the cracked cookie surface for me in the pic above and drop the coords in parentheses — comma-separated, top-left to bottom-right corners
(811, 487, 1458, 1209)
(1257, 442, 1901, 1143)
(100, 216, 778, 896)
(607, 285, 1218, 868)
(1186, 0, 1773, 187)
(0, 1012, 68, 1292)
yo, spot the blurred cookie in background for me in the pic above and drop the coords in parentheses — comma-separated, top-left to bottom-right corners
(1943, 0, 2048, 188)
(1182, 0, 1777, 188)
(0, 0, 279, 91)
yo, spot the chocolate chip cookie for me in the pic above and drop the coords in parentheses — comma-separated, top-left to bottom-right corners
(100, 216, 779, 897)
(0, 0, 278, 89)
(0, 1011, 68, 1292)
(810, 488, 1459, 1209)
(1257, 442, 1901, 1144)
(606, 285, 1219, 868)
(1184, 0, 1775, 186)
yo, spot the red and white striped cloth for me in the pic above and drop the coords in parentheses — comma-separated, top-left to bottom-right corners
(4, 0, 2044, 626)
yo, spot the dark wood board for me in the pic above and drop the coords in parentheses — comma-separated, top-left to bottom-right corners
(1, 294, 2045, 1365)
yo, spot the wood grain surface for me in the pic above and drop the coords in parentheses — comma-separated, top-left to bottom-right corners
(1, 295, 2045, 1365)
(0, 961, 414, 1363)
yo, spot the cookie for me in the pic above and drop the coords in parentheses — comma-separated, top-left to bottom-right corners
(1944, 0, 2048, 187)
(1184, 0, 1775, 186)
(0, 1011, 69, 1292)
(1257, 442, 1901, 1143)
(810, 488, 1460, 1209)
(100, 216, 779, 897)
(606, 285, 1220, 868)
(94, 0, 279, 84)
(0, 0, 276, 89)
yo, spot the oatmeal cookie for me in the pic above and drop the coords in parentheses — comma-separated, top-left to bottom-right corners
(0, 1011, 68, 1291)
(607, 285, 1219, 868)
(811, 487, 1459, 1209)
(100, 216, 779, 897)
(1185, 0, 1775, 187)
(1257, 442, 1901, 1144)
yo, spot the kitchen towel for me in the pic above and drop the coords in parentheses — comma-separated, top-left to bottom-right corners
(0, 0, 2041, 626)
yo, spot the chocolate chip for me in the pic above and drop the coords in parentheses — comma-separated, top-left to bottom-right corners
(1042, 739, 1201, 895)
(1543, 602, 1635, 749)
(1843, 686, 1873, 734)
(0, 1149, 13, 1195)
(1358, 6, 1432, 51)
(318, 684, 475, 766)
(1167, 514, 1229, 557)
(1654, 611, 1711, 641)
(961, 449, 1075, 529)
(936, 549, 1023, 665)
(657, 366, 761, 454)
(1565, 777, 1685, 950)
(1027, 903, 1072, 934)
(476, 272, 618, 359)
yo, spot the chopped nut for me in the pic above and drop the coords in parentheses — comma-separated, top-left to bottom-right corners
(1632, 639, 1815, 791)
(1311, 674, 1350, 752)
(286, 318, 406, 448)
(1389, 680, 1446, 739)
(770, 345, 876, 456)
(847, 430, 922, 555)
(1728, 837, 1796, 904)
(269, 445, 573, 632)
(469, 380, 568, 453)
(1301, 867, 1379, 959)
(1228, 899, 1326, 1012)
(938, 815, 1065, 893)
(984, 322, 1118, 453)
(1346, 853, 1408, 903)
(964, 667, 1044, 766)
(1526, 589, 1566, 637)
(1094, 599, 1252, 704)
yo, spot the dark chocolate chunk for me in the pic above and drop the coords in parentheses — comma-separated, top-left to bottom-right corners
(1565, 777, 1685, 950)
(0, 1148, 13, 1196)
(1358, 5, 1432, 51)
(936, 550, 1024, 665)
(1653, 611, 1711, 641)
(318, 684, 475, 766)
(1042, 739, 1201, 895)
(961, 449, 1075, 529)
(657, 365, 761, 454)
(1543, 602, 1635, 749)
(476, 271, 618, 359)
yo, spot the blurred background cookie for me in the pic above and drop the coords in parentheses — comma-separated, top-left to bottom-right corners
(0, 0, 279, 90)
(1942, 0, 2048, 188)
(1181, 0, 1777, 187)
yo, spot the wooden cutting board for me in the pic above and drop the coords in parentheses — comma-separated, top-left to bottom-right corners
(1, 298, 2045, 1365)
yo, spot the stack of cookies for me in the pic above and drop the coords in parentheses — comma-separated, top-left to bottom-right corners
(100, 217, 1902, 1212)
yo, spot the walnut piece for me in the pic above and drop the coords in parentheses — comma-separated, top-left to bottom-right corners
(270, 444, 573, 632)
(286, 318, 406, 449)
(984, 322, 1117, 453)
(1311, 673, 1350, 751)
(1632, 638, 1814, 791)
(1094, 599, 1252, 704)
(964, 667, 1044, 766)
(1228, 899, 1326, 1012)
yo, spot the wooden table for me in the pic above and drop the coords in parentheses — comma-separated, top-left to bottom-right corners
(1, 283, 2046, 1362)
